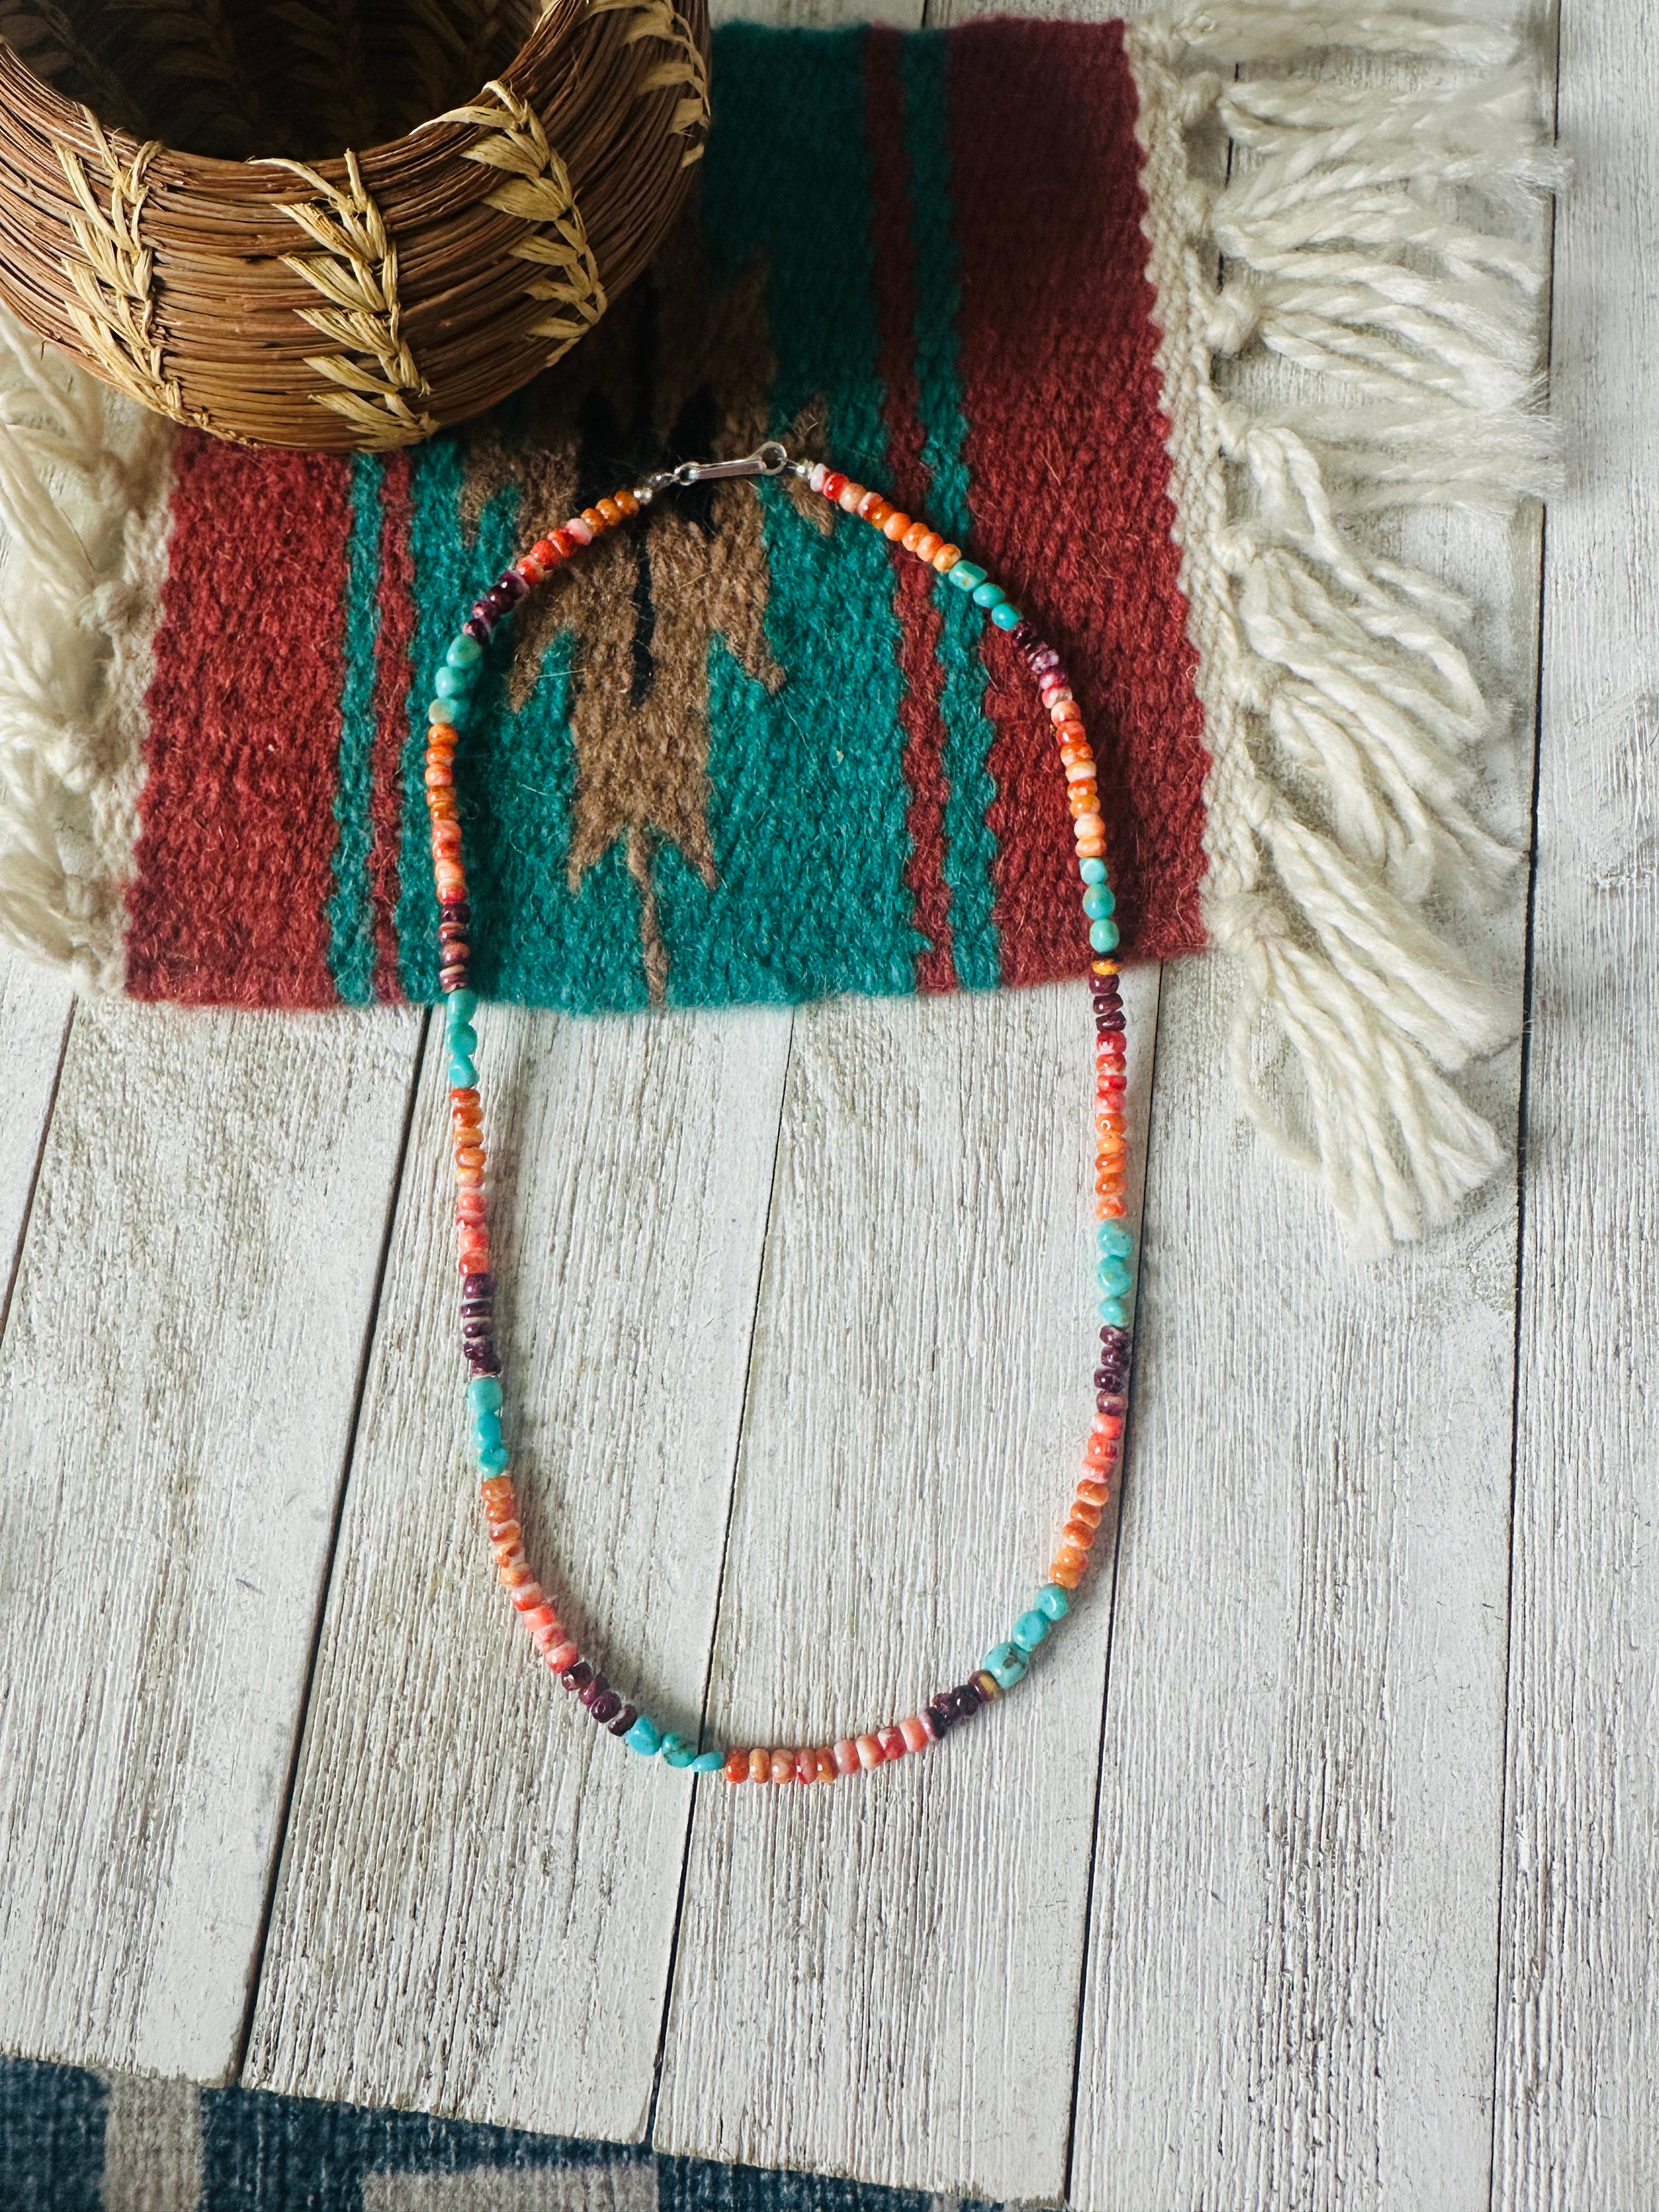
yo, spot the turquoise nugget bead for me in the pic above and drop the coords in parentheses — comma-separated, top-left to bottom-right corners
(690, 1751, 726, 1774)
(1098, 1257, 1132, 1297)
(949, 560, 986, 592)
(449, 1054, 477, 1088)
(1099, 1296, 1127, 1327)
(1098, 1223, 1134, 1258)
(1088, 918, 1121, 952)
(972, 581, 1005, 609)
(427, 698, 457, 724)
(478, 1441, 510, 1474)
(446, 635, 483, 668)
(1013, 1609, 1050, 1653)
(1080, 857, 1107, 883)
(467, 1376, 502, 1414)
(661, 1733, 697, 1768)
(1036, 1584, 1071, 1621)
(474, 1412, 503, 1453)
(447, 988, 477, 1022)
(448, 1020, 477, 1056)
(984, 1641, 1029, 1689)
(1082, 888, 1113, 920)
(990, 601, 1021, 630)
(625, 1716, 663, 1756)
(435, 664, 474, 698)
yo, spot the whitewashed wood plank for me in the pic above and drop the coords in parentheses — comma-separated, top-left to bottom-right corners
(1494, 2, 1659, 2203)
(243, 1001, 794, 2140)
(1062, 447, 1545, 2212)
(653, 967, 1159, 2202)
(0, 1000, 422, 2080)
(0, 951, 72, 1308)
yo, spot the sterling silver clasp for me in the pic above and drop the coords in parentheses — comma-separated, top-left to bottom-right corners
(646, 441, 792, 493)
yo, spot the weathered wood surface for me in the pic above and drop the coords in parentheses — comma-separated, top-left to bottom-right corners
(1494, 5, 1659, 2207)
(242, 1002, 793, 2140)
(0, 1001, 422, 2081)
(652, 970, 1159, 2203)
(0, 951, 72, 1315)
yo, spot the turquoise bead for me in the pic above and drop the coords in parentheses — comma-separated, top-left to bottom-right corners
(972, 582, 1005, 609)
(435, 664, 474, 698)
(474, 1411, 503, 1453)
(427, 698, 457, 724)
(1079, 857, 1107, 884)
(625, 1716, 662, 1756)
(949, 560, 986, 592)
(1098, 1259, 1132, 1299)
(990, 601, 1021, 630)
(449, 1054, 477, 1089)
(446, 634, 483, 668)
(1098, 1223, 1134, 1258)
(1036, 1584, 1071, 1621)
(1099, 1296, 1127, 1327)
(478, 1441, 510, 1475)
(446, 988, 478, 1023)
(690, 1751, 726, 1774)
(1013, 1609, 1050, 1653)
(1082, 888, 1113, 920)
(983, 1641, 1029, 1689)
(467, 1376, 502, 1414)
(448, 1020, 477, 1056)
(1088, 918, 1121, 952)
(661, 1733, 697, 1768)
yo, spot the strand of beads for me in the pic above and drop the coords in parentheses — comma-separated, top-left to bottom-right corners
(420, 450, 1135, 1783)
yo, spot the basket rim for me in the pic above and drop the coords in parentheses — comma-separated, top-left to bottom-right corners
(0, 0, 594, 184)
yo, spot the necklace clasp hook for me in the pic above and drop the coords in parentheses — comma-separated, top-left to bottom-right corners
(667, 440, 791, 487)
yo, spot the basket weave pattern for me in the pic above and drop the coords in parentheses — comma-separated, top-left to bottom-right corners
(0, 0, 710, 448)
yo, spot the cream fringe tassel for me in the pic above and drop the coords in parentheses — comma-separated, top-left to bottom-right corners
(0, 311, 172, 993)
(1128, 2, 1556, 1247)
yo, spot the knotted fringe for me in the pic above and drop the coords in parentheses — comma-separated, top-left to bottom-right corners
(1127, 2, 1557, 1248)
(0, 311, 172, 992)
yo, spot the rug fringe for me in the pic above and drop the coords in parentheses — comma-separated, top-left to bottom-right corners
(1127, 2, 1556, 1248)
(0, 312, 172, 992)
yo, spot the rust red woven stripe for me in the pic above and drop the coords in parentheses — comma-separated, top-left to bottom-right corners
(370, 450, 416, 1003)
(127, 438, 351, 1007)
(946, 17, 1209, 972)
(866, 27, 958, 997)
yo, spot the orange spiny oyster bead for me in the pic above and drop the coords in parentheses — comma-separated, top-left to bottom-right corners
(479, 1475, 514, 1514)
(770, 1748, 794, 1786)
(748, 1748, 770, 1785)
(725, 1748, 751, 1782)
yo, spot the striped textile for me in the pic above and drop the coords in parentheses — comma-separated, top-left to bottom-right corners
(121, 20, 1207, 1012)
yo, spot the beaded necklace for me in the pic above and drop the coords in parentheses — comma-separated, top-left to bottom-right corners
(425, 442, 1132, 1784)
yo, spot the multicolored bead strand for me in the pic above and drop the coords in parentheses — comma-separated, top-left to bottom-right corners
(421, 444, 1135, 1784)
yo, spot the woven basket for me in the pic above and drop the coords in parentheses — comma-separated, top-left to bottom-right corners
(0, 0, 710, 449)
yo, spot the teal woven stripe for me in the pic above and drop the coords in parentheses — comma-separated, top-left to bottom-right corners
(901, 29, 1002, 991)
(666, 23, 923, 1005)
(327, 452, 385, 1006)
(397, 427, 649, 1010)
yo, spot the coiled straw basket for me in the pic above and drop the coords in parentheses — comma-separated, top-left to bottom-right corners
(0, 0, 710, 448)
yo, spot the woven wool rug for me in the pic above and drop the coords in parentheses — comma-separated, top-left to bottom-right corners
(1, 2053, 991, 2211)
(0, 5, 1551, 1242)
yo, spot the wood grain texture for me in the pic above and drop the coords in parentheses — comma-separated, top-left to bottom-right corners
(243, 1003, 794, 2140)
(1063, 403, 1548, 2212)
(1495, 5, 1659, 2205)
(652, 969, 1160, 2203)
(0, 950, 72, 1311)
(0, 999, 422, 2081)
